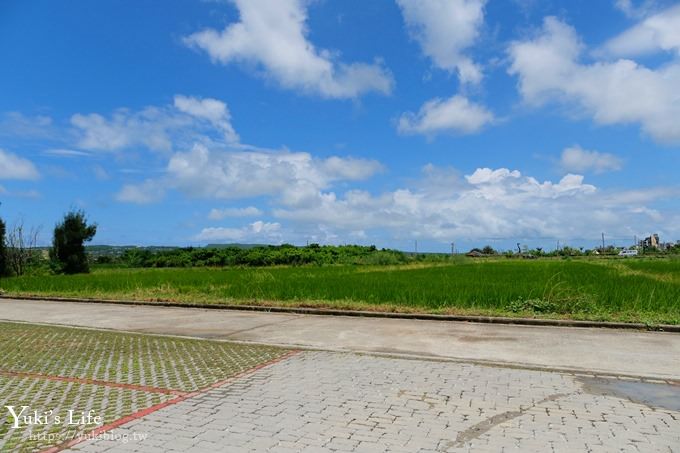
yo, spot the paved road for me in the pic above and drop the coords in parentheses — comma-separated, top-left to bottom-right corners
(1, 298, 679, 380)
(2, 298, 679, 452)
(67, 352, 680, 453)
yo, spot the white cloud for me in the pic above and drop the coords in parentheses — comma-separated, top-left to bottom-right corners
(614, 0, 668, 19)
(72, 109, 174, 152)
(71, 95, 238, 152)
(395, 2, 493, 138)
(113, 136, 678, 242)
(602, 3, 680, 57)
(167, 145, 381, 203)
(398, 95, 494, 136)
(559, 145, 623, 174)
(0, 183, 40, 199)
(92, 165, 111, 181)
(118, 144, 382, 206)
(0, 112, 54, 138)
(396, 0, 486, 84)
(273, 165, 678, 241)
(508, 16, 680, 144)
(43, 148, 92, 158)
(173, 95, 238, 143)
(208, 206, 263, 219)
(183, 0, 393, 98)
(465, 167, 521, 184)
(0, 149, 40, 180)
(116, 180, 165, 204)
(195, 221, 281, 242)
(5, 189, 41, 199)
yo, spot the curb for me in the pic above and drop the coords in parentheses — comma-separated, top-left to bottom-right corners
(2, 294, 678, 332)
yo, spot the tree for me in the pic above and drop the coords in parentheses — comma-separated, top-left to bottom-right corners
(481, 245, 496, 255)
(0, 217, 6, 277)
(6, 219, 40, 276)
(50, 210, 97, 274)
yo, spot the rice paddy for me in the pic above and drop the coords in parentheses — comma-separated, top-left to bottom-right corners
(1, 258, 678, 325)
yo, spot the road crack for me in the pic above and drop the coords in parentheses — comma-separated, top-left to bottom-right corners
(447, 392, 573, 449)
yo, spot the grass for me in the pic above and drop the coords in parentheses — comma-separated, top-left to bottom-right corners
(1, 258, 678, 325)
(0, 322, 288, 392)
(0, 321, 290, 452)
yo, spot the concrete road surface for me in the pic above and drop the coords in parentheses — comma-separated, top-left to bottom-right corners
(1, 298, 678, 380)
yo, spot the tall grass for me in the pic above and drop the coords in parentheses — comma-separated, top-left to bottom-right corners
(1, 260, 678, 324)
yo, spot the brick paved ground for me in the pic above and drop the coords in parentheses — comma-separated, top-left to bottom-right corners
(0, 322, 290, 452)
(68, 351, 680, 453)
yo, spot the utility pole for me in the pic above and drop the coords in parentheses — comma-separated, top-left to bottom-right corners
(415, 240, 418, 254)
(556, 240, 560, 251)
(451, 242, 455, 255)
(601, 233, 605, 251)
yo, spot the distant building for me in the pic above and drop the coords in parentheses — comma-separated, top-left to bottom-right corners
(641, 234, 660, 249)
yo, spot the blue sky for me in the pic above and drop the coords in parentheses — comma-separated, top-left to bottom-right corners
(1, 0, 679, 252)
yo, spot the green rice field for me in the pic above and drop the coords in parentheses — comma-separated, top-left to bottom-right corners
(1, 258, 679, 325)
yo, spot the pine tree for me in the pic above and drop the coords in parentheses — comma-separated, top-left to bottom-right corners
(50, 210, 97, 274)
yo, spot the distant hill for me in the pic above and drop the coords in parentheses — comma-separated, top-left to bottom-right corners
(84, 243, 268, 257)
(205, 243, 267, 249)
(85, 245, 179, 257)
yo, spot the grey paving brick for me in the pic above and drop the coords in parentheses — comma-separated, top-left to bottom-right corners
(66, 351, 680, 453)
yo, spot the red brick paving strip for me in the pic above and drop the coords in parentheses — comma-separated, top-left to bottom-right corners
(40, 350, 300, 453)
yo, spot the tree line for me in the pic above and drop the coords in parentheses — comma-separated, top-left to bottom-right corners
(2, 206, 678, 278)
(95, 244, 410, 268)
(469, 243, 680, 257)
(0, 209, 97, 277)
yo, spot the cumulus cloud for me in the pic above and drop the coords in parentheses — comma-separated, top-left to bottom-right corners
(0, 149, 40, 180)
(117, 144, 382, 206)
(508, 16, 680, 144)
(395, 1, 493, 138)
(273, 165, 677, 241)
(0, 112, 55, 139)
(559, 145, 623, 174)
(173, 95, 238, 143)
(116, 180, 166, 204)
(398, 95, 494, 136)
(195, 221, 281, 242)
(183, 0, 393, 98)
(614, 0, 669, 19)
(168, 145, 381, 203)
(396, 0, 486, 84)
(602, 3, 680, 57)
(208, 206, 263, 220)
(71, 95, 238, 152)
(117, 142, 678, 243)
